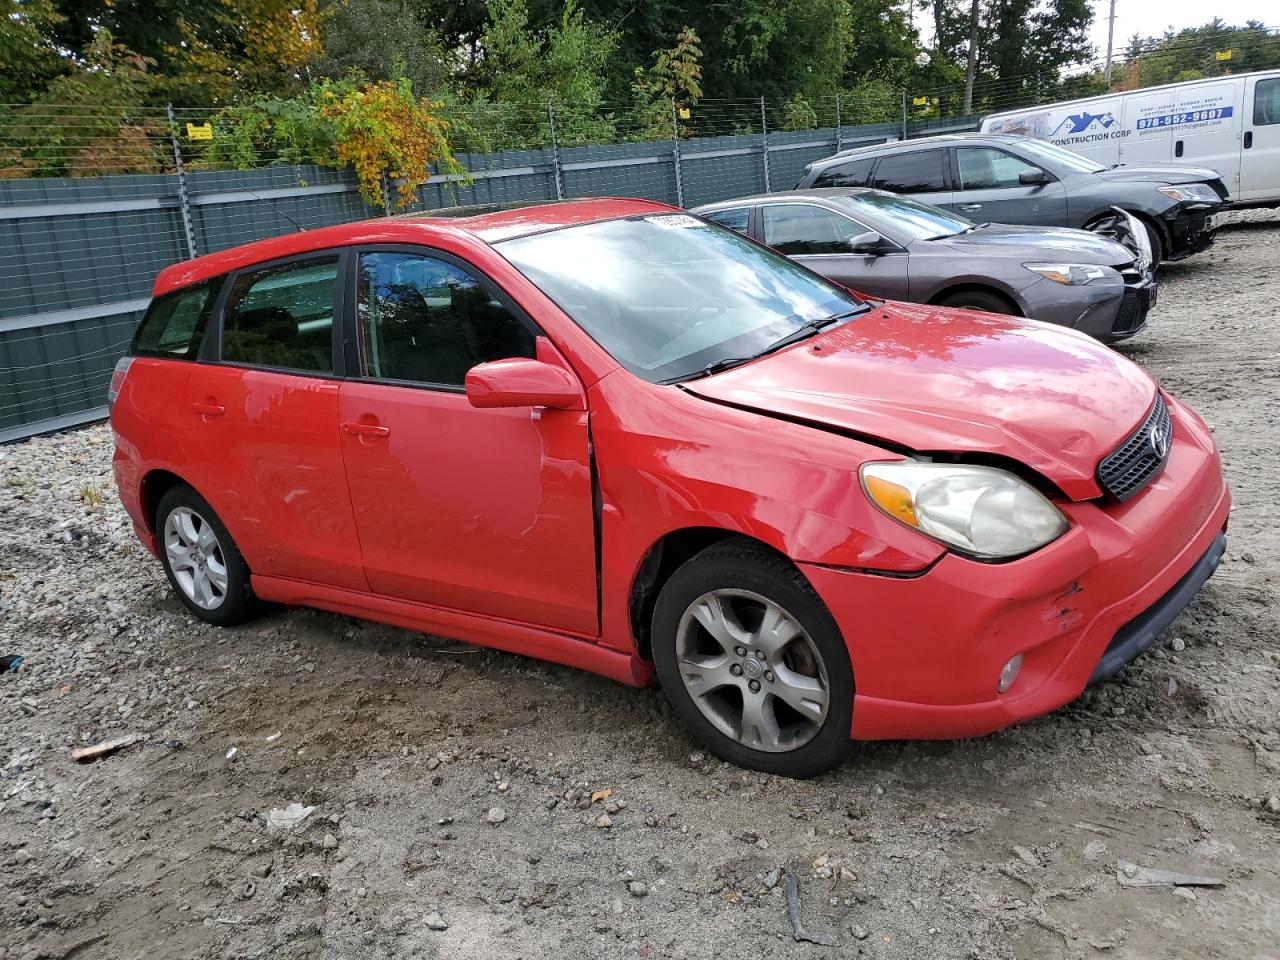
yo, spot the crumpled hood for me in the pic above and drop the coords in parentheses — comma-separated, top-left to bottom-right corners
(683, 301, 1158, 500)
(937, 223, 1134, 266)
(1095, 163, 1223, 186)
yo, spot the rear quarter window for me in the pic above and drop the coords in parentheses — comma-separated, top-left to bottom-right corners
(131, 281, 219, 360)
(812, 157, 875, 188)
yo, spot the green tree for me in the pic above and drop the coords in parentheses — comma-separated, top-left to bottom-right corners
(0, 0, 68, 102)
(312, 0, 452, 96)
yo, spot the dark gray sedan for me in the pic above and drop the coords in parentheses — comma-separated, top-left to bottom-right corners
(794, 133, 1228, 265)
(691, 188, 1156, 343)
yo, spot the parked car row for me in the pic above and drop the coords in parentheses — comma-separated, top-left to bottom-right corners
(110, 187, 1231, 777)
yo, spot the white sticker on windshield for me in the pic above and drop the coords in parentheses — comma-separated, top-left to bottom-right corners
(648, 214, 704, 229)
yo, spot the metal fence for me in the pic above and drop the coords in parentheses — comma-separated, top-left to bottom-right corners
(1, 95, 964, 442)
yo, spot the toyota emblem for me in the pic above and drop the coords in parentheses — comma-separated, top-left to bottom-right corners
(1149, 420, 1170, 459)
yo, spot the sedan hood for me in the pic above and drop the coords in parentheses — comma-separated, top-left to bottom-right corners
(683, 301, 1157, 500)
(1095, 163, 1222, 185)
(935, 223, 1133, 266)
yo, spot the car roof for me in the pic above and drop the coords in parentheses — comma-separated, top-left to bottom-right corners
(152, 197, 672, 297)
(813, 132, 1025, 165)
(692, 188, 876, 212)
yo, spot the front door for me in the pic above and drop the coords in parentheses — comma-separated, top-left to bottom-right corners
(336, 248, 598, 636)
(1240, 75, 1280, 203)
(760, 202, 910, 300)
(183, 252, 368, 591)
(948, 146, 1068, 226)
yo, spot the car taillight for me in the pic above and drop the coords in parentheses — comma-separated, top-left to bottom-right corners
(107, 356, 134, 408)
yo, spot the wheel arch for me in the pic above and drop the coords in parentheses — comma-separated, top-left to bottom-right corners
(1083, 206, 1169, 250)
(927, 283, 1024, 316)
(627, 528, 802, 663)
(140, 468, 194, 535)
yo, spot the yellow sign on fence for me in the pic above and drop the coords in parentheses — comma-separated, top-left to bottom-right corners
(912, 96, 929, 106)
(1216, 50, 1233, 61)
(185, 122, 213, 141)
(678, 107, 691, 120)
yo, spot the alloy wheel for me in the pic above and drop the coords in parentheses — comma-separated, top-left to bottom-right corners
(163, 506, 229, 610)
(674, 588, 830, 753)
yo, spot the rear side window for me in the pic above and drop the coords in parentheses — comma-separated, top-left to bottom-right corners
(357, 251, 536, 387)
(222, 257, 340, 373)
(132, 283, 217, 360)
(702, 207, 751, 234)
(1255, 78, 1280, 126)
(872, 150, 947, 193)
(812, 157, 875, 188)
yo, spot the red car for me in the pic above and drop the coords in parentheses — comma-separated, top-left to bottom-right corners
(109, 198, 1229, 777)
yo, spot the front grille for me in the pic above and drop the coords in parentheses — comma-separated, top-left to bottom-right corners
(1097, 395, 1172, 501)
(1113, 289, 1147, 334)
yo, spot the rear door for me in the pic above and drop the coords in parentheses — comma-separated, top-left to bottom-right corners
(336, 247, 597, 635)
(869, 148, 954, 208)
(182, 251, 368, 591)
(949, 145, 1068, 225)
(1240, 74, 1280, 203)
(760, 202, 909, 300)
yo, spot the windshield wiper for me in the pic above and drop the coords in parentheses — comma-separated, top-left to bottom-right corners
(926, 222, 990, 240)
(678, 306, 868, 382)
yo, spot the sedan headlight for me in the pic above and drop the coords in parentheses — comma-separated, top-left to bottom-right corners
(860, 462, 1068, 559)
(1024, 262, 1112, 285)
(1157, 183, 1219, 204)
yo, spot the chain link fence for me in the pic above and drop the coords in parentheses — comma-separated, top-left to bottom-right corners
(2, 26, 1278, 440)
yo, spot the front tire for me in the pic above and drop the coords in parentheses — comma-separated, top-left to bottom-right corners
(652, 541, 853, 778)
(155, 486, 254, 626)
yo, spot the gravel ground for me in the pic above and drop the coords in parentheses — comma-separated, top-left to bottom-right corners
(3, 211, 1280, 960)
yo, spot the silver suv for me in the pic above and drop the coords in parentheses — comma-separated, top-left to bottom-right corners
(795, 133, 1229, 265)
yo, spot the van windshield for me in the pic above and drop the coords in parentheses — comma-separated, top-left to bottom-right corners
(1016, 139, 1107, 174)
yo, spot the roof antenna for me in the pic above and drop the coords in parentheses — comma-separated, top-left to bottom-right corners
(236, 186, 305, 234)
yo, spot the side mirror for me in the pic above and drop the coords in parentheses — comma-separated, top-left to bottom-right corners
(847, 230, 884, 255)
(1018, 169, 1050, 186)
(465, 358, 583, 410)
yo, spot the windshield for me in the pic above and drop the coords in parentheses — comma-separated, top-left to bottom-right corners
(497, 213, 863, 382)
(833, 190, 973, 240)
(1014, 138, 1106, 174)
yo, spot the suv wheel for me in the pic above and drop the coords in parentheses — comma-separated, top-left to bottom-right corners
(156, 486, 254, 626)
(652, 541, 853, 778)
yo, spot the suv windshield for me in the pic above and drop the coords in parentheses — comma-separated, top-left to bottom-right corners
(497, 213, 864, 382)
(1014, 138, 1106, 174)
(833, 190, 974, 240)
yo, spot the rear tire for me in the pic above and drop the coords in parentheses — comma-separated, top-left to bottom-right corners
(155, 486, 255, 626)
(936, 289, 1019, 316)
(651, 541, 853, 778)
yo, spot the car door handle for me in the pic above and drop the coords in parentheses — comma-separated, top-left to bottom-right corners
(1244, 131, 1253, 149)
(958, 203, 983, 211)
(341, 421, 391, 438)
(191, 401, 225, 417)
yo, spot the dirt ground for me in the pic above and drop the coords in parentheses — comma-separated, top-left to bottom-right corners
(2, 212, 1279, 960)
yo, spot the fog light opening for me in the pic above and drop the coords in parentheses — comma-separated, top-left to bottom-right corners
(997, 654, 1024, 695)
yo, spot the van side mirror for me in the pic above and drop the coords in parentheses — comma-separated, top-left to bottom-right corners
(847, 230, 885, 255)
(1018, 169, 1050, 186)
(465, 358, 583, 410)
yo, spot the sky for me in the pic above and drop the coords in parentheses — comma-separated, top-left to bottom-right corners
(1087, 0, 1271, 59)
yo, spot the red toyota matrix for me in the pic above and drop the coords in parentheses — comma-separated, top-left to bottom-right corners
(109, 199, 1229, 777)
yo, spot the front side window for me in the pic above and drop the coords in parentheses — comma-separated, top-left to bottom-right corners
(762, 204, 862, 255)
(956, 147, 1042, 190)
(222, 258, 339, 372)
(497, 213, 863, 383)
(702, 207, 751, 234)
(357, 252, 536, 386)
(133, 282, 217, 359)
(1255, 78, 1280, 126)
(812, 157, 875, 188)
(872, 150, 947, 193)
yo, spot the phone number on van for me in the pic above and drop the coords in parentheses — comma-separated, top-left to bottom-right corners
(1136, 107, 1234, 130)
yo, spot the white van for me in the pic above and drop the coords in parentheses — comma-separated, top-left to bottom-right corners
(981, 70, 1280, 205)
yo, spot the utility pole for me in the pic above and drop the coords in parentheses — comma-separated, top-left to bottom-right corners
(962, 0, 980, 114)
(1104, 0, 1117, 87)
